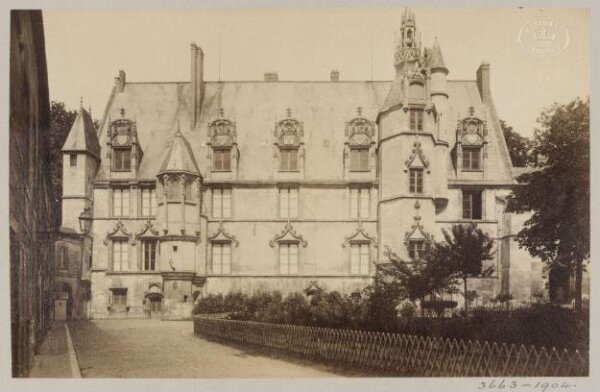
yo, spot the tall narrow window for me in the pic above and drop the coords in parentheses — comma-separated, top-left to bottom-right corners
(143, 241, 157, 271)
(69, 154, 77, 168)
(112, 148, 131, 171)
(409, 109, 424, 131)
(167, 179, 182, 201)
(279, 243, 299, 274)
(112, 240, 130, 271)
(462, 147, 481, 170)
(279, 148, 299, 171)
(279, 188, 298, 218)
(350, 188, 370, 218)
(409, 168, 424, 194)
(211, 243, 231, 274)
(350, 148, 370, 171)
(463, 190, 483, 220)
(408, 240, 425, 260)
(184, 181, 194, 202)
(350, 243, 370, 275)
(58, 247, 68, 270)
(141, 188, 156, 216)
(112, 188, 130, 217)
(213, 149, 231, 171)
(212, 188, 232, 218)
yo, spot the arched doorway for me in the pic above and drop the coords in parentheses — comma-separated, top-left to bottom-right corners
(144, 284, 163, 318)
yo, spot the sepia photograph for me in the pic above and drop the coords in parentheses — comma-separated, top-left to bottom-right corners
(4, 0, 594, 389)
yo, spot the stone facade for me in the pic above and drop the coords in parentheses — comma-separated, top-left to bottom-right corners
(62, 9, 546, 320)
(10, 10, 57, 377)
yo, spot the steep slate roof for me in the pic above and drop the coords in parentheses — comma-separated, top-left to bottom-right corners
(429, 37, 447, 70)
(63, 106, 101, 160)
(157, 129, 201, 177)
(95, 78, 513, 183)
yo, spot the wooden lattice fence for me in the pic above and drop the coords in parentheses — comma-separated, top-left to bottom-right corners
(194, 317, 588, 376)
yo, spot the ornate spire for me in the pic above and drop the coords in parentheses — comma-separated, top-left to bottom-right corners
(395, 7, 422, 70)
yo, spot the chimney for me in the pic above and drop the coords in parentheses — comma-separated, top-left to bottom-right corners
(115, 70, 126, 92)
(476, 62, 491, 104)
(330, 70, 340, 82)
(190, 43, 204, 131)
(264, 72, 278, 82)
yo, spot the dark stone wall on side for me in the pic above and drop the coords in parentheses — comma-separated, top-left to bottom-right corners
(10, 10, 57, 377)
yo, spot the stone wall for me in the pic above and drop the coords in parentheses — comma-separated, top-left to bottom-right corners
(9, 10, 56, 377)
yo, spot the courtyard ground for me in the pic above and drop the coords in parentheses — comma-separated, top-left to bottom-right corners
(67, 319, 339, 378)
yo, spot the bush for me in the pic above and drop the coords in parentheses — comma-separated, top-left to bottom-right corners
(194, 289, 588, 351)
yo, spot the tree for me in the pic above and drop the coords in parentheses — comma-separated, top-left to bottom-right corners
(439, 224, 495, 314)
(501, 119, 532, 167)
(507, 98, 589, 313)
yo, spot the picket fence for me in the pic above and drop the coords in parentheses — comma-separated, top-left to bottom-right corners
(194, 317, 588, 376)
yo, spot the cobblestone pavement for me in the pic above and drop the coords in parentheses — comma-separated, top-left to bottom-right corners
(68, 319, 339, 378)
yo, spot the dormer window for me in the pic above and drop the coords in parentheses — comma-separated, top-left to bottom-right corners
(108, 112, 142, 173)
(274, 108, 304, 174)
(457, 110, 486, 172)
(208, 109, 238, 174)
(345, 108, 375, 176)
(279, 148, 299, 171)
(462, 146, 481, 170)
(112, 148, 131, 171)
(213, 148, 231, 171)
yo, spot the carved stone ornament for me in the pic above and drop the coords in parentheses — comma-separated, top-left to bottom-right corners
(405, 141, 430, 168)
(109, 118, 137, 146)
(346, 107, 375, 147)
(269, 222, 308, 247)
(207, 222, 239, 247)
(104, 221, 134, 245)
(135, 220, 160, 241)
(207, 108, 236, 147)
(458, 107, 486, 146)
(342, 223, 378, 248)
(274, 108, 303, 147)
(403, 201, 432, 246)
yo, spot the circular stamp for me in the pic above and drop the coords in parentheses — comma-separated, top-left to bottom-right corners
(518, 17, 569, 56)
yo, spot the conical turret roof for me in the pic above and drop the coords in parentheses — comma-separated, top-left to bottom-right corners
(429, 37, 447, 72)
(157, 129, 201, 177)
(62, 106, 101, 160)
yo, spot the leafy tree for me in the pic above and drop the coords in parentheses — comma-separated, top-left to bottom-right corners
(507, 98, 589, 313)
(501, 119, 532, 167)
(439, 224, 495, 314)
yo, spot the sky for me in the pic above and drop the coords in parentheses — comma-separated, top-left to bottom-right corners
(43, 6, 590, 137)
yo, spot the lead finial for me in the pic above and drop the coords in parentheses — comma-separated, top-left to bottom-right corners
(218, 108, 225, 118)
(80, 96, 83, 109)
(357, 106, 363, 118)
(120, 107, 126, 118)
(286, 107, 292, 118)
(468, 106, 475, 116)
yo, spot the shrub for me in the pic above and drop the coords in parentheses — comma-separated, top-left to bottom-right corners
(421, 300, 458, 318)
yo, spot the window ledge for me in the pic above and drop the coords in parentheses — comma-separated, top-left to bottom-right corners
(461, 169, 483, 172)
(111, 169, 132, 173)
(212, 170, 233, 173)
(278, 170, 301, 173)
(349, 170, 371, 173)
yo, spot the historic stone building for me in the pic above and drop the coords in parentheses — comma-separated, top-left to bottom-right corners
(10, 10, 57, 376)
(61, 9, 545, 319)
